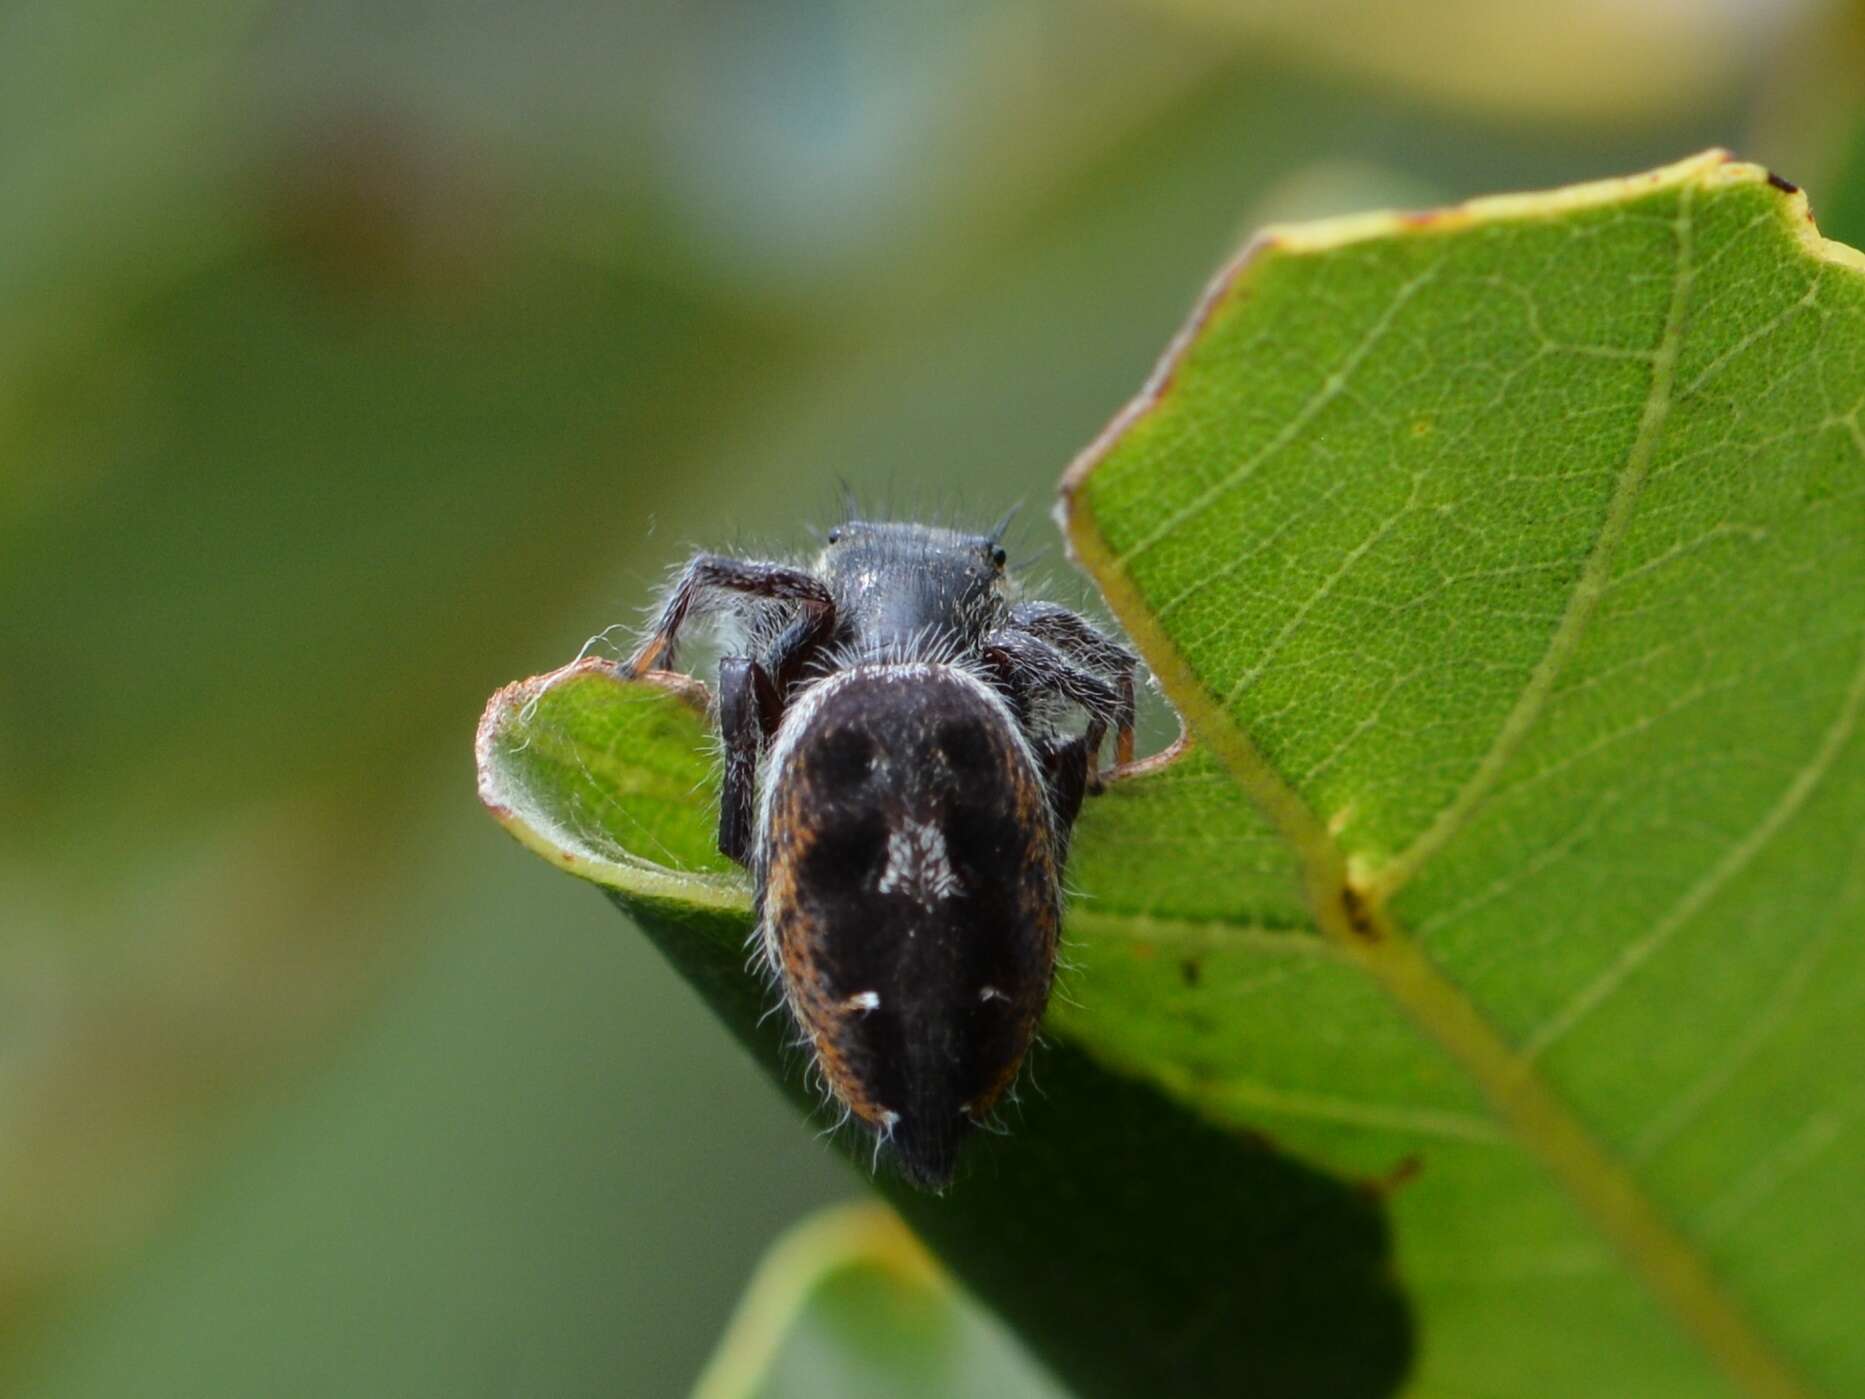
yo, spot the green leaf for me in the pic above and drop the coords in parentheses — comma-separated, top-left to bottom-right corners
(477, 665, 1410, 1398)
(479, 151, 1865, 1395)
(1062, 150, 1865, 1395)
(691, 1202, 1069, 1399)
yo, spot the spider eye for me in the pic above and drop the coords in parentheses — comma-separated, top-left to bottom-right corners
(827, 528, 842, 544)
(991, 546, 1007, 568)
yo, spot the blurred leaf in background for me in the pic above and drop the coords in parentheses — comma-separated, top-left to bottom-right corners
(4, 0, 1863, 1395)
(691, 1204, 1069, 1399)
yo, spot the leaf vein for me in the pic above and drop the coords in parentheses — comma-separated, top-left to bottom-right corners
(1371, 187, 1700, 899)
(1111, 265, 1438, 569)
(1628, 828, 1865, 1163)
(1697, 1083, 1865, 1240)
(1520, 626, 1865, 1061)
(1151, 1065, 1509, 1145)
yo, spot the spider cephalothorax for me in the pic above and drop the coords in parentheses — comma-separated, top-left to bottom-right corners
(626, 518, 1139, 1188)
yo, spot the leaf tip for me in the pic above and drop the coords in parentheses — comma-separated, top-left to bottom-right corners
(473, 658, 755, 911)
(475, 658, 601, 812)
(476, 657, 712, 799)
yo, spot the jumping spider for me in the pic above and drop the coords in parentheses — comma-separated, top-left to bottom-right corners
(625, 519, 1139, 1188)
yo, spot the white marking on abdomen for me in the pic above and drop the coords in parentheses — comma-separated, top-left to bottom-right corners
(876, 818, 962, 903)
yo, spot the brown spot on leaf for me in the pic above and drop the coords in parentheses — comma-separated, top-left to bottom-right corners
(1766, 170, 1799, 195)
(1359, 1153, 1424, 1198)
(1339, 883, 1379, 941)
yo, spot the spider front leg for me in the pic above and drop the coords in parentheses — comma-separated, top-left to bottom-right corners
(716, 655, 782, 864)
(1037, 730, 1097, 866)
(717, 602, 840, 862)
(625, 554, 835, 677)
(982, 628, 1127, 790)
(1006, 602, 1139, 765)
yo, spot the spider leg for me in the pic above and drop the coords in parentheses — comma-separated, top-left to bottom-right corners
(982, 629, 1128, 784)
(1005, 602, 1139, 765)
(1008, 601, 1138, 673)
(764, 600, 838, 700)
(1038, 732, 1095, 866)
(626, 554, 835, 676)
(716, 655, 781, 864)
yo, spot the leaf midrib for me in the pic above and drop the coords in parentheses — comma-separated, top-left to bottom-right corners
(1366, 185, 1696, 901)
(1063, 176, 1812, 1398)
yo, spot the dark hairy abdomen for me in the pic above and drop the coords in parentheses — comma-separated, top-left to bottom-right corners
(759, 664, 1058, 1187)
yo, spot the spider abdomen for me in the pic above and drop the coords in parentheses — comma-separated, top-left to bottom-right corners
(755, 663, 1059, 1188)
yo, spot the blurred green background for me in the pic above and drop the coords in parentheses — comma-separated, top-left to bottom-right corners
(3, 1, 1862, 1394)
